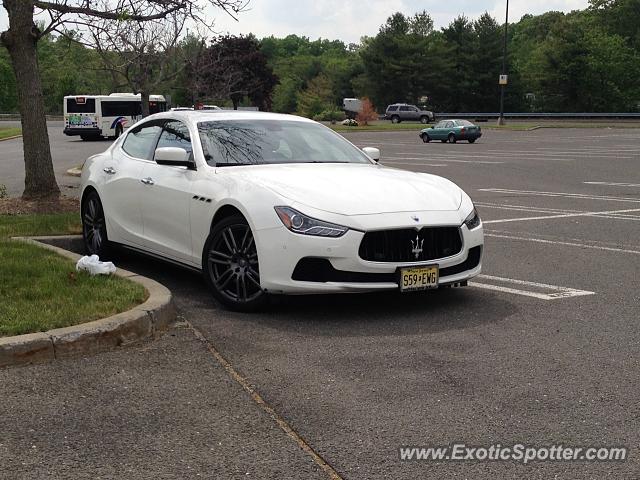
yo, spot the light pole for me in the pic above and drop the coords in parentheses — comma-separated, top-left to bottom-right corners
(497, 0, 509, 126)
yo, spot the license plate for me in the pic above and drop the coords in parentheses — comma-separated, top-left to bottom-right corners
(400, 265, 439, 292)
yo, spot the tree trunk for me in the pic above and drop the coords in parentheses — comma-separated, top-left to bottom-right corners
(140, 90, 151, 117)
(231, 93, 242, 110)
(1, 0, 60, 199)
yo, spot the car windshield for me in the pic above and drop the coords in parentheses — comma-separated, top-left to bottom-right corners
(456, 120, 474, 126)
(198, 120, 372, 166)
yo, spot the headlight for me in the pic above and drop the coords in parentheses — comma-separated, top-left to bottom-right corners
(464, 207, 481, 230)
(274, 206, 349, 237)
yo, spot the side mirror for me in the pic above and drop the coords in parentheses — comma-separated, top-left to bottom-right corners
(362, 147, 381, 162)
(155, 147, 195, 169)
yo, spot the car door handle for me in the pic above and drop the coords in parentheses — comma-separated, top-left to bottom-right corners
(103, 167, 116, 175)
(140, 177, 155, 185)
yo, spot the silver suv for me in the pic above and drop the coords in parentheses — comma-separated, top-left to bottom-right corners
(385, 103, 435, 124)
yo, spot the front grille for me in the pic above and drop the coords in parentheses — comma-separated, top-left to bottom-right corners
(359, 227, 462, 262)
(291, 246, 482, 284)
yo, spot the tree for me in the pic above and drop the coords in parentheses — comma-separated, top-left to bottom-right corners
(87, 8, 191, 117)
(356, 98, 377, 125)
(442, 16, 476, 112)
(359, 12, 454, 110)
(190, 35, 278, 110)
(471, 13, 502, 112)
(296, 74, 334, 118)
(0, 0, 246, 199)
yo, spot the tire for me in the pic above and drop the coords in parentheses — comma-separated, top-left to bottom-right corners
(391, 115, 400, 124)
(421, 133, 431, 143)
(468, 138, 476, 144)
(448, 133, 457, 144)
(203, 214, 267, 311)
(420, 116, 429, 124)
(81, 190, 111, 258)
(115, 124, 123, 139)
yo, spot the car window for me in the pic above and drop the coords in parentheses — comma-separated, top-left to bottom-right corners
(155, 120, 193, 161)
(445, 121, 454, 128)
(198, 120, 371, 166)
(456, 120, 474, 126)
(399, 106, 411, 111)
(411, 106, 419, 112)
(387, 105, 398, 112)
(435, 121, 446, 128)
(122, 122, 163, 160)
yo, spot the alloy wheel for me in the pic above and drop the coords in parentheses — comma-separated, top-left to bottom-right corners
(83, 194, 107, 255)
(207, 223, 262, 304)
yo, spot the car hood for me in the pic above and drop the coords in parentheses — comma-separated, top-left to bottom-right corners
(225, 163, 462, 216)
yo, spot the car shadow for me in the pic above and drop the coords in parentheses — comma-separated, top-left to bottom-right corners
(48, 237, 515, 337)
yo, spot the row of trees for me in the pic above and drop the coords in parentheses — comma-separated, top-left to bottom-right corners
(5, 1, 638, 118)
(263, 1, 640, 116)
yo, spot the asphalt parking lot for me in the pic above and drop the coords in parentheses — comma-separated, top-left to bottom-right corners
(2, 124, 639, 478)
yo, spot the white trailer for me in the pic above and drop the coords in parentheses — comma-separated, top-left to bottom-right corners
(342, 98, 363, 119)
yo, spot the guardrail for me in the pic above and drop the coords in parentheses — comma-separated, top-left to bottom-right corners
(434, 112, 640, 119)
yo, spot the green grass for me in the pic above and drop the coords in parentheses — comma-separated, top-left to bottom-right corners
(0, 127, 22, 140)
(329, 122, 536, 132)
(0, 213, 147, 337)
(330, 122, 432, 132)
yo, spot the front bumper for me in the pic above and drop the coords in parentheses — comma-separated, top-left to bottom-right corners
(256, 220, 483, 294)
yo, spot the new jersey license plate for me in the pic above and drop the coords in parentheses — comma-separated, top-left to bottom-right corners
(400, 266, 439, 291)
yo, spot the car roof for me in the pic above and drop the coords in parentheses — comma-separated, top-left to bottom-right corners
(143, 110, 316, 125)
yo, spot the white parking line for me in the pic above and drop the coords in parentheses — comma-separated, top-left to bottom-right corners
(479, 188, 640, 204)
(484, 232, 640, 255)
(483, 207, 640, 224)
(584, 181, 640, 188)
(383, 162, 448, 167)
(470, 274, 595, 300)
(385, 156, 504, 165)
(475, 202, 583, 214)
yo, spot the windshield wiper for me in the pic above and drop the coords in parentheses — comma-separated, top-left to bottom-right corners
(215, 163, 254, 167)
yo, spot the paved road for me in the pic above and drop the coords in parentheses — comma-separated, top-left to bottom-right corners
(0, 120, 108, 197)
(2, 127, 640, 478)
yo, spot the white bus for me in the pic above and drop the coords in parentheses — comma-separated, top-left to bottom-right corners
(63, 93, 167, 140)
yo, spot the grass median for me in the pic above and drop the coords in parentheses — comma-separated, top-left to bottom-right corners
(0, 127, 22, 140)
(329, 122, 535, 133)
(0, 212, 147, 337)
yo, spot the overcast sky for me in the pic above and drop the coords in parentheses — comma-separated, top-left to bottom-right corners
(1, 0, 589, 44)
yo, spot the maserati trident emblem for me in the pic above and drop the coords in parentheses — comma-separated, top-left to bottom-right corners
(411, 234, 424, 260)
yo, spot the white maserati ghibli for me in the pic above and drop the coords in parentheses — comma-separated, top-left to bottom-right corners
(80, 111, 483, 310)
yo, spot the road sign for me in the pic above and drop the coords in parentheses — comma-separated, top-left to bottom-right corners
(499, 75, 508, 85)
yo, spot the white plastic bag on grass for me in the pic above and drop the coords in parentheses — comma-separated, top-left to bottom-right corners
(76, 255, 116, 276)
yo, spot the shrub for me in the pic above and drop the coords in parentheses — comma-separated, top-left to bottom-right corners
(313, 108, 345, 124)
(357, 98, 378, 126)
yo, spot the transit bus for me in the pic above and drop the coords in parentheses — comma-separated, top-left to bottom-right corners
(63, 93, 167, 140)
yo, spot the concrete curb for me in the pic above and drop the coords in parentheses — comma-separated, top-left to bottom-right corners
(0, 236, 176, 368)
(0, 134, 22, 142)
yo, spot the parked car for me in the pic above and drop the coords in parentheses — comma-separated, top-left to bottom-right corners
(420, 119, 482, 143)
(385, 104, 435, 124)
(80, 111, 483, 311)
